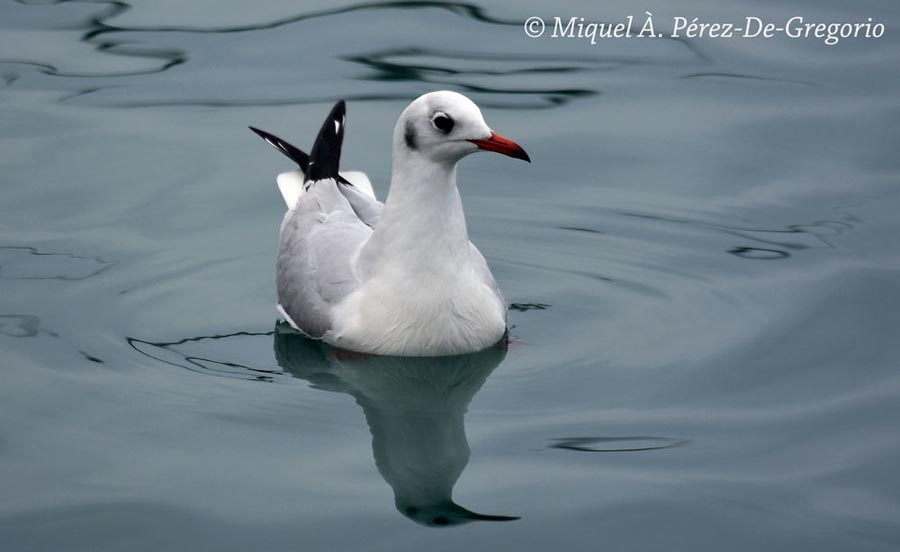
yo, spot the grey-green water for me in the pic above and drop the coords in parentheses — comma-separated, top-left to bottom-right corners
(2, 1, 899, 550)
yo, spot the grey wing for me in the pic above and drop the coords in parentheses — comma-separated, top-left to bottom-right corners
(469, 243, 507, 321)
(277, 185, 373, 337)
(338, 183, 383, 228)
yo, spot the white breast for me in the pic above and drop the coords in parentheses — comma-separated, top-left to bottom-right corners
(327, 267, 506, 356)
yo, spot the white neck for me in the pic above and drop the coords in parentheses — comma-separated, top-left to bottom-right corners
(358, 144, 471, 278)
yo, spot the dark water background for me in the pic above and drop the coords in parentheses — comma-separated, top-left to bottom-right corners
(2, 1, 899, 550)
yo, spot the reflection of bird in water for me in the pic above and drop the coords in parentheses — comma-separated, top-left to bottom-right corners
(274, 323, 519, 527)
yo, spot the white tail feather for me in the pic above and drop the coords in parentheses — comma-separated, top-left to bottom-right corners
(276, 171, 304, 208)
(276, 170, 376, 209)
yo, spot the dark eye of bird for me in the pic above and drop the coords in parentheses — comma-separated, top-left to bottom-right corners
(432, 113, 454, 133)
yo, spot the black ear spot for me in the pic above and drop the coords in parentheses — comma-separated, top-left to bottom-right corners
(431, 112, 454, 133)
(404, 121, 417, 150)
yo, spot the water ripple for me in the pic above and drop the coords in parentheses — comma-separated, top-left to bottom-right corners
(615, 207, 862, 260)
(126, 330, 279, 381)
(0, 314, 41, 338)
(549, 436, 689, 453)
(1, 0, 708, 109)
(0, 245, 115, 281)
(87, 1, 519, 36)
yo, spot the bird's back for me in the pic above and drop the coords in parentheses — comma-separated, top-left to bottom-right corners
(276, 182, 372, 337)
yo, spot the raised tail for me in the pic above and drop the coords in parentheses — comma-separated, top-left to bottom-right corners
(250, 100, 364, 208)
(306, 100, 346, 183)
(248, 126, 309, 171)
(249, 126, 357, 187)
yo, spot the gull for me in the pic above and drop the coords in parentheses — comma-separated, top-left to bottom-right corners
(250, 91, 529, 356)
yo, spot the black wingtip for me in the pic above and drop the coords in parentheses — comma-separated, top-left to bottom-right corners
(306, 100, 346, 183)
(249, 126, 309, 172)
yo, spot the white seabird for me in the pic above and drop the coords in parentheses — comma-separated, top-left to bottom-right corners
(250, 91, 530, 356)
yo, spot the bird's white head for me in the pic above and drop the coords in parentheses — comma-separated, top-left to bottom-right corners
(394, 91, 530, 166)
